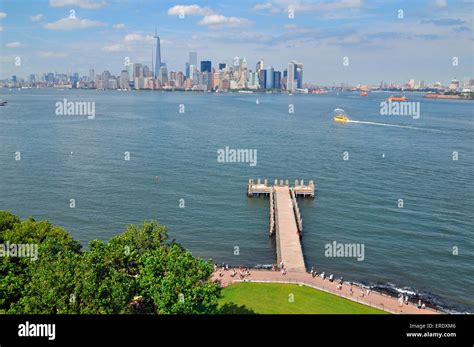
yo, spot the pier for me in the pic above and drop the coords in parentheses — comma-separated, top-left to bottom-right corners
(247, 179, 315, 272)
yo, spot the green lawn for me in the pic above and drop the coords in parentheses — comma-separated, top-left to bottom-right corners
(219, 282, 386, 314)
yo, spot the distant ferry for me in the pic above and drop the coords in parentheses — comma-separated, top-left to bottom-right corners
(238, 90, 254, 94)
(388, 95, 408, 102)
(0, 100, 7, 106)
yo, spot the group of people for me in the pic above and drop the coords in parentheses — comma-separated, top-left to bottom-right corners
(310, 267, 340, 284)
(271, 261, 287, 275)
(214, 263, 251, 279)
(397, 294, 426, 310)
(310, 267, 373, 298)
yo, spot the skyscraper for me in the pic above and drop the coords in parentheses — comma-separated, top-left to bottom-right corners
(127, 63, 134, 82)
(287, 61, 297, 92)
(296, 63, 303, 89)
(189, 52, 197, 67)
(259, 70, 266, 89)
(185, 62, 190, 78)
(159, 66, 168, 85)
(265, 67, 274, 89)
(273, 70, 281, 89)
(201, 61, 212, 73)
(120, 70, 129, 90)
(247, 72, 259, 89)
(154, 27, 161, 79)
(133, 63, 143, 79)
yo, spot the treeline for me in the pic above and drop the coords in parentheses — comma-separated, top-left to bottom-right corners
(0, 211, 220, 314)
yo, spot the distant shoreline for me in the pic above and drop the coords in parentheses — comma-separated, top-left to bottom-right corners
(4, 87, 470, 96)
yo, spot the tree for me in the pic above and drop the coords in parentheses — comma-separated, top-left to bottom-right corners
(0, 212, 221, 314)
(138, 243, 220, 314)
(0, 214, 81, 313)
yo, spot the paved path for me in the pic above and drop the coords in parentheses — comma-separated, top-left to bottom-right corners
(213, 269, 438, 314)
(274, 186, 306, 272)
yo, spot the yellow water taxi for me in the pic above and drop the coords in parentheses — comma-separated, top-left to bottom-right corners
(334, 115, 349, 123)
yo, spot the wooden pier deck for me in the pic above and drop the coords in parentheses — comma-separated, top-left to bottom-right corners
(247, 179, 315, 272)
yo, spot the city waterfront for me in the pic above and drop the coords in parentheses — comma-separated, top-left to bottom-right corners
(0, 88, 472, 312)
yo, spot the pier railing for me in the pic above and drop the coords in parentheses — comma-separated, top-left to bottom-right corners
(290, 188, 303, 234)
(273, 189, 282, 264)
(247, 178, 315, 198)
(269, 188, 275, 235)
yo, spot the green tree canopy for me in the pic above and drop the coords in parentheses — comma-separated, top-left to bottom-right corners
(0, 212, 220, 314)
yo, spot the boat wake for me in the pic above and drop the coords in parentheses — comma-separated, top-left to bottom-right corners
(346, 120, 442, 132)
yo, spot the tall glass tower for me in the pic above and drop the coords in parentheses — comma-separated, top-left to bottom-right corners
(154, 27, 161, 79)
(189, 52, 197, 67)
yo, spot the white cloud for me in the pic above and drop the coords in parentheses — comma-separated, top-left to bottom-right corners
(253, 2, 273, 10)
(167, 5, 214, 16)
(6, 42, 23, 48)
(0, 54, 17, 63)
(319, 0, 363, 11)
(435, 0, 448, 8)
(112, 23, 126, 29)
(44, 17, 106, 30)
(0, 12, 7, 19)
(0, 26, 3, 32)
(102, 44, 128, 52)
(254, 0, 363, 13)
(198, 15, 252, 28)
(30, 14, 44, 22)
(253, 2, 280, 13)
(123, 33, 154, 44)
(49, 0, 106, 9)
(168, 4, 252, 29)
(38, 51, 68, 58)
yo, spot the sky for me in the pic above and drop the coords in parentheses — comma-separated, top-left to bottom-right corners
(0, 0, 473, 85)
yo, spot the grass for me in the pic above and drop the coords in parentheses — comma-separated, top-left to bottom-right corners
(219, 282, 387, 314)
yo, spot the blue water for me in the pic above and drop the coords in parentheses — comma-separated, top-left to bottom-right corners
(0, 89, 473, 312)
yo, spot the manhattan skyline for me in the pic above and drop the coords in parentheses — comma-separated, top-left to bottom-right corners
(0, 0, 473, 85)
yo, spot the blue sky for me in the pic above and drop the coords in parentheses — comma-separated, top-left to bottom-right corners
(0, 0, 473, 84)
